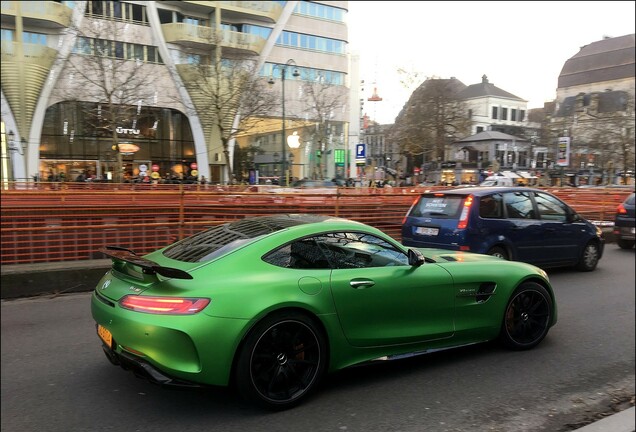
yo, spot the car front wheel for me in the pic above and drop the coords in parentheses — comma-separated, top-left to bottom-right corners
(499, 282, 552, 350)
(576, 241, 600, 271)
(235, 312, 326, 410)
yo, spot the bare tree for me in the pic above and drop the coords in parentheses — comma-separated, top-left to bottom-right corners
(174, 38, 279, 183)
(389, 78, 471, 171)
(546, 93, 635, 183)
(298, 78, 346, 179)
(57, 19, 159, 183)
(582, 114, 635, 183)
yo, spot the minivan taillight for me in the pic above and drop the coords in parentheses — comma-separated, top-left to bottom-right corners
(457, 195, 474, 229)
(402, 196, 420, 224)
(617, 203, 627, 214)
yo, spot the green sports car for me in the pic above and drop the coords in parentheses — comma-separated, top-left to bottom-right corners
(91, 214, 557, 410)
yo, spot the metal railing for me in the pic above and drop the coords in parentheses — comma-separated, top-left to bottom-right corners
(1, 183, 632, 265)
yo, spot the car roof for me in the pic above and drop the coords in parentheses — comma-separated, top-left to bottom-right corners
(162, 214, 367, 262)
(422, 186, 544, 196)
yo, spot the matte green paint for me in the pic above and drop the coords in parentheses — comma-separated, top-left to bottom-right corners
(91, 217, 557, 388)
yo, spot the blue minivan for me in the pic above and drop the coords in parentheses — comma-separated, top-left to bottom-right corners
(401, 187, 605, 271)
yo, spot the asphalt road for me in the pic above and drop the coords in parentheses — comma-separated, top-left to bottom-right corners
(1, 247, 634, 432)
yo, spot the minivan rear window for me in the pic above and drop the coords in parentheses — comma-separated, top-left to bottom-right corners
(409, 195, 464, 218)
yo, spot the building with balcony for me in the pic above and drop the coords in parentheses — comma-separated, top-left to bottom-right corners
(1, 1, 350, 184)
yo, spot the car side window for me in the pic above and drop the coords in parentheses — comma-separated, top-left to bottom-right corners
(479, 194, 504, 218)
(503, 192, 537, 219)
(263, 239, 331, 269)
(317, 232, 409, 269)
(534, 192, 568, 222)
(264, 232, 409, 270)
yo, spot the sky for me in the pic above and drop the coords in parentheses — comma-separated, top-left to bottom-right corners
(347, 1, 636, 124)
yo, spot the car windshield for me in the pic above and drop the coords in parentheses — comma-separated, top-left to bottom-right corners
(410, 195, 465, 218)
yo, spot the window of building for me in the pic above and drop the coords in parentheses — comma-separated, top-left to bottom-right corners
(0, 29, 13, 41)
(72, 37, 162, 64)
(277, 31, 345, 55)
(262, 63, 344, 86)
(511, 109, 517, 121)
(519, 110, 525, 121)
(22, 31, 47, 45)
(244, 24, 273, 40)
(492, 106, 498, 119)
(501, 108, 508, 121)
(476, 126, 484, 133)
(157, 8, 173, 24)
(468, 109, 472, 118)
(87, 1, 148, 24)
(294, 1, 346, 21)
(114, 41, 124, 59)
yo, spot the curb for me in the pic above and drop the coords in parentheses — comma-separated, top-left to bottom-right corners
(0, 259, 111, 299)
(573, 407, 635, 432)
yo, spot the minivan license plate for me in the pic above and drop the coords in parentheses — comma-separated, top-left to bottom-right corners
(416, 227, 439, 236)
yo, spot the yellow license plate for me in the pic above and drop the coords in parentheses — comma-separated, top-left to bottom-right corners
(97, 324, 112, 348)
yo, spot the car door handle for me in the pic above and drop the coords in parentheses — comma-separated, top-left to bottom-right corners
(350, 279, 375, 289)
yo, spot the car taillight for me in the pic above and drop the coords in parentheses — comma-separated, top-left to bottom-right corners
(457, 195, 474, 229)
(617, 203, 627, 214)
(402, 196, 420, 224)
(119, 296, 210, 314)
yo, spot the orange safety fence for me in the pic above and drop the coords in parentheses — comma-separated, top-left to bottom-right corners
(1, 183, 632, 265)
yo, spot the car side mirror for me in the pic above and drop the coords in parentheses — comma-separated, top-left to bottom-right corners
(408, 248, 425, 267)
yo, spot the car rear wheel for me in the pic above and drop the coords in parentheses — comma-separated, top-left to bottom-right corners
(500, 282, 552, 350)
(487, 246, 508, 260)
(575, 241, 600, 271)
(617, 238, 635, 249)
(235, 312, 326, 410)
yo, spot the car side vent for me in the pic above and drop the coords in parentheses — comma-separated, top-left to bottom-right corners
(440, 256, 457, 261)
(476, 283, 497, 302)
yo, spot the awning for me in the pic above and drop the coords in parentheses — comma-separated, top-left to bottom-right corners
(502, 171, 521, 178)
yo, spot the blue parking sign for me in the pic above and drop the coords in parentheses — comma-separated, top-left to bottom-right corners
(355, 144, 366, 165)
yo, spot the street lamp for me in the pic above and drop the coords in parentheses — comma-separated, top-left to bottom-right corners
(268, 59, 300, 185)
(7, 130, 26, 155)
(273, 151, 280, 181)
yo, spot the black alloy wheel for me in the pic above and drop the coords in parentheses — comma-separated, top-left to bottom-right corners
(236, 312, 326, 410)
(500, 282, 552, 350)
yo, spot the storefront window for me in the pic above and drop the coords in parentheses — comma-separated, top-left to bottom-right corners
(40, 101, 194, 181)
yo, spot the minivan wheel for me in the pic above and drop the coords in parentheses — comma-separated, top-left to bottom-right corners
(487, 246, 508, 260)
(617, 238, 635, 249)
(575, 241, 600, 272)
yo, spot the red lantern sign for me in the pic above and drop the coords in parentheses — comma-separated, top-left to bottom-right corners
(151, 164, 160, 172)
(190, 162, 198, 170)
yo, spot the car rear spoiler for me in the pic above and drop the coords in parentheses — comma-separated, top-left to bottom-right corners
(99, 246, 193, 280)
